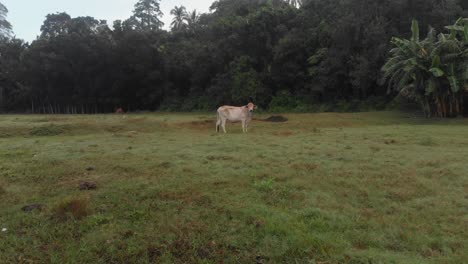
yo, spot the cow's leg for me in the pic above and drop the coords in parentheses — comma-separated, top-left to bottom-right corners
(245, 120, 250, 133)
(242, 120, 246, 133)
(216, 115, 221, 133)
(221, 119, 227, 133)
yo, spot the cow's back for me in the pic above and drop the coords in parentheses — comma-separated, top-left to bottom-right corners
(218, 106, 247, 121)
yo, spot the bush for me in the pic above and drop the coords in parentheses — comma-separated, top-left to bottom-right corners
(268, 91, 314, 112)
(181, 96, 217, 112)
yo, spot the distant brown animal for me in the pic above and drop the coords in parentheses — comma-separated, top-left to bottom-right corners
(216, 102, 257, 133)
(116, 108, 124, 114)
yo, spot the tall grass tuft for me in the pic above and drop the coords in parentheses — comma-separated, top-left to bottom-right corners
(52, 196, 91, 221)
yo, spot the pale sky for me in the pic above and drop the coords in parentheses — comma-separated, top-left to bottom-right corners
(2, 0, 214, 42)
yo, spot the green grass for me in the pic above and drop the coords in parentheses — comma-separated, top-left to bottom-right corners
(0, 112, 467, 263)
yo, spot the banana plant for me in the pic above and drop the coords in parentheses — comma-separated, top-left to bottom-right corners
(382, 18, 467, 117)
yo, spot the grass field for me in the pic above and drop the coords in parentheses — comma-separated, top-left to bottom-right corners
(0, 112, 467, 263)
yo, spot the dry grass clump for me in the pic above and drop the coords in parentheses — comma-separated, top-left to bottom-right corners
(52, 196, 91, 221)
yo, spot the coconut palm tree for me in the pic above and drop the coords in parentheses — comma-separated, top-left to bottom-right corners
(170, 6, 188, 32)
(382, 19, 467, 117)
(186, 10, 200, 27)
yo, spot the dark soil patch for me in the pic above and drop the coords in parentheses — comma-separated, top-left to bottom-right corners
(79, 181, 97, 190)
(263, 115, 288, 122)
(147, 245, 163, 262)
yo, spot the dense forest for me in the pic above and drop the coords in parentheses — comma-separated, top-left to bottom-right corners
(0, 0, 467, 113)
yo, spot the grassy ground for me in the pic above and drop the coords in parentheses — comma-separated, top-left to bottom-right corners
(0, 112, 467, 263)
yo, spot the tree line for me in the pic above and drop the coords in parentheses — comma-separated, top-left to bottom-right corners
(0, 0, 467, 114)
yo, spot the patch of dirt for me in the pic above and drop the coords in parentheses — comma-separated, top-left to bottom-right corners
(262, 115, 288, 122)
(384, 139, 397, 145)
(79, 181, 97, 190)
(147, 245, 163, 262)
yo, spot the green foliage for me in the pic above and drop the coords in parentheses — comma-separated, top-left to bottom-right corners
(268, 90, 308, 112)
(382, 18, 468, 118)
(230, 56, 263, 104)
(0, 0, 467, 112)
(131, 0, 164, 31)
(170, 6, 188, 31)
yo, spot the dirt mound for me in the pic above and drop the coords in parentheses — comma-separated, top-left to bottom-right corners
(79, 181, 97, 190)
(263, 115, 288, 122)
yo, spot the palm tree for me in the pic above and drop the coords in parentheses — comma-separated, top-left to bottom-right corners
(186, 10, 200, 27)
(286, 0, 303, 8)
(0, 2, 12, 37)
(382, 19, 467, 117)
(170, 6, 188, 31)
(184, 10, 201, 34)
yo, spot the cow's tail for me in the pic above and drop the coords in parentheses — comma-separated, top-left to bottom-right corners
(216, 111, 220, 133)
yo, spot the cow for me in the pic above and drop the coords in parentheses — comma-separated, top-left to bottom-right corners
(216, 102, 257, 133)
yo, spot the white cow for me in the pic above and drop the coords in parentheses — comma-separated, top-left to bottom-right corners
(216, 102, 257, 133)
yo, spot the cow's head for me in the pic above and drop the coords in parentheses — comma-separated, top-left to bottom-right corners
(246, 102, 257, 112)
